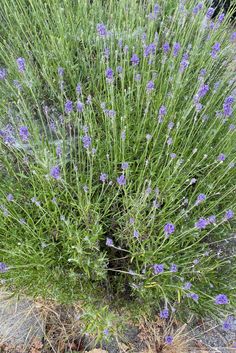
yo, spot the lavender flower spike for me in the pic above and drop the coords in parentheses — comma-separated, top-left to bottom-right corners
(215, 294, 229, 305)
(50, 166, 60, 180)
(164, 223, 175, 237)
(117, 174, 126, 186)
(19, 126, 29, 142)
(16, 57, 26, 73)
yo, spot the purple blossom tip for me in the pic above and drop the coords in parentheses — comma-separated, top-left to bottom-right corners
(0, 262, 8, 273)
(195, 217, 209, 230)
(215, 294, 229, 305)
(164, 223, 175, 237)
(50, 166, 60, 180)
(19, 126, 29, 142)
(165, 336, 173, 345)
(153, 264, 164, 275)
(131, 53, 139, 66)
(117, 174, 126, 186)
(100, 173, 108, 183)
(106, 237, 114, 247)
(7, 194, 14, 202)
(64, 100, 73, 114)
(160, 308, 169, 319)
(96, 23, 107, 37)
(16, 57, 26, 73)
(0, 68, 7, 80)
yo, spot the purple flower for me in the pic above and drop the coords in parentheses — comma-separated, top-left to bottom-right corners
(223, 96, 234, 117)
(211, 42, 221, 59)
(117, 174, 126, 186)
(96, 23, 107, 37)
(58, 67, 64, 76)
(50, 166, 60, 180)
(76, 83, 82, 95)
(230, 32, 236, 42)
(197, 84, 209, 100)
(82, 135, 92, 149)
(133, 230, 139, 238)
(225, 96, 234, 105)
(64, 100, 73, 114)
(190, 178, 197, 185)
(170, 264, 178, 272)
(146, 80, 155, 92)
(215, 294, 229, 305)
(160, 308, 169, 319)
(144, 43, 156, 57)
(77, 101, 83, 112)
(165, 336, 173, 345)
(153, 264, 164, 275)
(131, 53, 139, 66)
(0, 263, 8, 273)
(217, 153, 226, 162)
(193, 3, 203, 15)
(224, 209, 234, 220)
(222, 316, 233, 331)
(121, 131, 126, 140)
(218, 13, 225, 23)
(7, 194, 14, 202)
(195, 217, 208, 230)
(168, 122, 174, 130)
(223, 105, 233, 117)
(183, 282, 192, 290)
(19, 126, 29, 142)
(167, 137, 172, 145)
(180, 53, 189, 72)
(159, 105, 167, 117)
(173, 42, 181, 57)
(100, 173, 108, 183)
(164, 223, 175, 237)
(108, 110, 116, 118)
(129, 217, 135, 225)
(31, 197, 41, 207)
(0, 68, 7, 80)
(195, 103, 203, 112)
(208, 215, 216, 224)
(206, 7, 214, 19)
(200, 68, 207, 77)
(195, 193, 206, 205)
(222, 321, 232, 331)
(190, 293, 199, 302)
(135, 73, 141, 81)
(170, 153, 176, 159)
(105, 67, 114, 82)
(121, 162, 129, 170)
(163, 42, 170, 54)
(16, 57, 26, 73)
(106, 237, 114, 247)
(103, 328, 109, 336)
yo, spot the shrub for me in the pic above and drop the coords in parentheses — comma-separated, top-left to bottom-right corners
(0, 0, 235, 339)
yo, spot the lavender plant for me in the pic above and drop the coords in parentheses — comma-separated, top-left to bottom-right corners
(0, 0, 235, 339)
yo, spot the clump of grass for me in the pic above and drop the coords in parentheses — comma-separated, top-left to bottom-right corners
(0, 0, 235, 340)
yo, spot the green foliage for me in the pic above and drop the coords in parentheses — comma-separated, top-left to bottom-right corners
(0, 0, 235, 338)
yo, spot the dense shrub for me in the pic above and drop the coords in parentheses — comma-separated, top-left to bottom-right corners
(0, 0, 235, 338)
